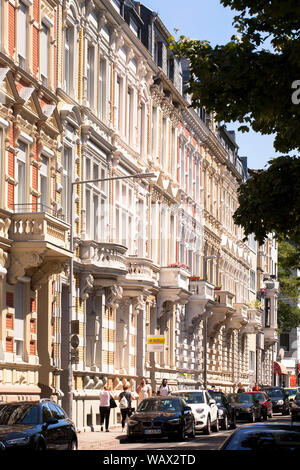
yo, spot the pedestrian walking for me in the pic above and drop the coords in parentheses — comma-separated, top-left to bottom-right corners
(118, 385, 135, 432)
(136, 377, 152, 405)
(157, 378, 172, 396)
(237, 382, 245, 393)
(252, 383, 260, 391)
(99, 385, 113, 432)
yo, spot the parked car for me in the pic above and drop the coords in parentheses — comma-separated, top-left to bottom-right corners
(220, 422, 300, 450)
(261, 387, 290, 415)
(127, 397, 195, 442)
(249, 391, 273, 419)
(171, 390, 219, 434)
(290, 393, 300, 422)
(0, 399, 77, 450)
(207, 390, 236, 430)
(284, 387, 300, 402)
(227, 392, 262, 422)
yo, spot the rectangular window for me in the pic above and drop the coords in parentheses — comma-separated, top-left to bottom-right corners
(250, 270, 256, 292)
(151, 107, 157, 156)
(99, 58, 106, 121)
(16, 141, 27, 208)
(154, 41, 162, 67)
(39, 155, 48, 210)
(40, 23, 49, 85)
(62, 147, 72, 222)
(264, 298, 271, 327)
(126, 87, 132, 144)
(64, 27, 74, 93)
(129, 19, 139, 37)
(161, 117, 167, 169)
(111, 0, 121, 13)
(15, 282, 25, 361)
(18, 1, 27, 68)
(87, 45, 94, 107)
(249, 351, 255, 371)
(280, 333, 290, 351)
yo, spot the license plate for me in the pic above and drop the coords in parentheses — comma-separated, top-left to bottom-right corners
(144, 429, 161, 434)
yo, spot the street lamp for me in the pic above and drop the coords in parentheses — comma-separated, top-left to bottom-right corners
(67, 172, 157, 419)
(203, 255, 216, 390)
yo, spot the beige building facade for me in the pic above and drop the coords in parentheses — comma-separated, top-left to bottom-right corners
(0, 0, 278, 431)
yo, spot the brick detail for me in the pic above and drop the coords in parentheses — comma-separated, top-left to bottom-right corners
(8, 4, 15, 60)
(30, 341, 36, 355)
(32, 26, 39, 79)
(6, 314, 13, 330)
(6, 292, 14, 308)
(6, 338, 13, 353)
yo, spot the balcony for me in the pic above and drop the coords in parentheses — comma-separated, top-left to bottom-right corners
(123, 256, 160, 290)
(185, 280, 215, 331)
(208, 290, 236, 336)
(10, 205, 69, 249)
(79, 240, 128, 277)
(8, 205, 72, 287)
(157, 265, 191, 319)
(159, 265, 191, 291)
(264, 326, 278, 347)
(242, 309, 262, 334)
(226, 303, 248, 331)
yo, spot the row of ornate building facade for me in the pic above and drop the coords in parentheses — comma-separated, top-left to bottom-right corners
(0, 0, 279, 430)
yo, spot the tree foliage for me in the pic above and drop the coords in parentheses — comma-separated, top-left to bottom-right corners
(170, 0, 300, 244)
(277, 240, 300, 333)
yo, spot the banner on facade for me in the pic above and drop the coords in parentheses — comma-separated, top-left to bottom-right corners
(146, 336, 165, 352)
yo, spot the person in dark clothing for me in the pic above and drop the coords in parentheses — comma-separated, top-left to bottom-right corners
(119, 385, 135, 432)
(237, 383, 245, 393)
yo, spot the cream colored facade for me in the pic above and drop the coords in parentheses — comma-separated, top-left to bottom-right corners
(0, 0, 278, 431)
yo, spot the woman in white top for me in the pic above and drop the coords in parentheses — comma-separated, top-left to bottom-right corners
(99, 385, 113, 432)
(136, 378, 152, 405)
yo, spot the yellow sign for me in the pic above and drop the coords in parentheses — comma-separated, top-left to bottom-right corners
(146, 336, 165, 352)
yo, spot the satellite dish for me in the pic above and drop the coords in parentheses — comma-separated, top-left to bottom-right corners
(278, 348, 285, 360)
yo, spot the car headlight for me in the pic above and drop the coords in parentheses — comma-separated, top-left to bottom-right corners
(196, 408, 205, 414)
(128, 419, 138, 425)
(277, 400, 284, 405)
(168, 419, 180, 424)
(6, 437, 30, 446)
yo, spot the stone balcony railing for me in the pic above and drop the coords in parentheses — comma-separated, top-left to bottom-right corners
(248, 309, 262, 329)
(10, 211, 69, 249)
(226, 302, 248, 330)
(125, 256, 159, 288)
(79, 240, 128, 276)
(214, 290, 235, 309)
(189, 279, 215, 301)
(159, 265, 191, 291)
(263, 326, 278, 346)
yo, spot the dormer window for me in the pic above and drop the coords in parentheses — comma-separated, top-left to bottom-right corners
(130, 18, 139, 37)
(111, 0, 121, 13)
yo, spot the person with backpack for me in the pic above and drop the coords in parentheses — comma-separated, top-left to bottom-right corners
(118, 385, 135, 432)
(157, 378, 172, 396)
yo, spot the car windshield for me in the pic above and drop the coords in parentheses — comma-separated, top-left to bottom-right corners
(234, 394, 253, 404)
(137, 399, 181, 412)
(252, 393, 266, 402)
(267, 390, 283, 399)
(208, 392, 223, 405)
(0, 404, 39, 425)
(171, 392, 204, 404)
(225, 427, 300, 450)
(285, 389, 297, 397)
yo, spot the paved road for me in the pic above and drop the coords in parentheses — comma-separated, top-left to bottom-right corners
(109, 414, 292, 450)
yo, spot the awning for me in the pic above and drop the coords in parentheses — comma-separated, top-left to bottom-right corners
(274, 361, 288, 375)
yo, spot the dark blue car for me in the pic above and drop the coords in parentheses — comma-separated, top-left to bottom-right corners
(0, 399, 77, 450)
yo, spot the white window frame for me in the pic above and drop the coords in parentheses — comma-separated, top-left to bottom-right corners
(40, 22, 49, 86)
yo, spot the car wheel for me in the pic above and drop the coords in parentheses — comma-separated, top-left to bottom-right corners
(213, 418, 220, 432)
(68, 438, 78, 450)
(203, 415, 211, 435)
(188, 420, 196, 439)
(176, 425, 186, 441)
(35, 440, 46, 451)
(221, 414, 228, 430)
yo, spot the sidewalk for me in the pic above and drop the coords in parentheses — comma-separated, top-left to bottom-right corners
(77, 426, 125, 450)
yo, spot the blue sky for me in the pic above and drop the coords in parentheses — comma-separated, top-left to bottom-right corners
(143, 0, 278, 170)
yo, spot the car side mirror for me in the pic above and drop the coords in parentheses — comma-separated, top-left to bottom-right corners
(45, 417, 58, 426)
(183, 406, 192, 412)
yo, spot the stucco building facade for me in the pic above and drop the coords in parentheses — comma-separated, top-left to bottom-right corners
(0, 0, 279, 430)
